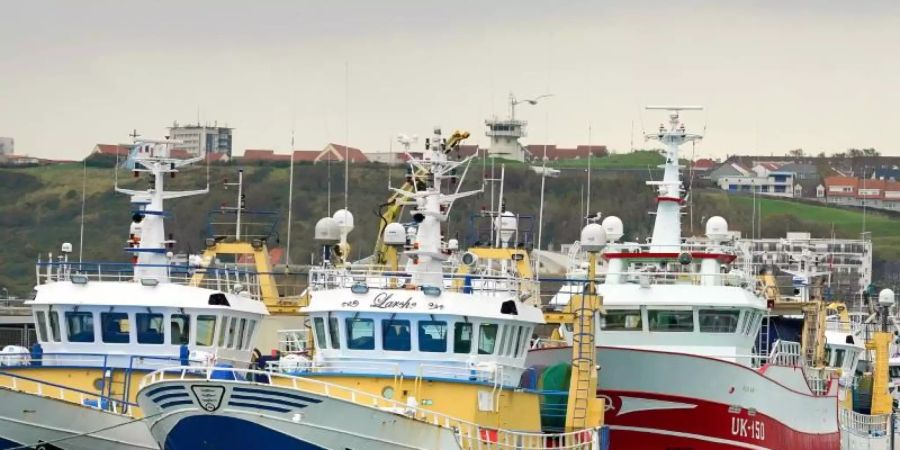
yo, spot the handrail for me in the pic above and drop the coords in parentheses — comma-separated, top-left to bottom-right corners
(140, 365, 600, 450)
(307, 267, 536, 296)
(0, 369, 138, 411)
(840, 408, 890, 436)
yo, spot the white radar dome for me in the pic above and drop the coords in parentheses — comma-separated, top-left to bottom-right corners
(601, 216, 624, 242)
(314, 217, 341, 244)
(332, 209, 355, 233)
(879, 289, 895, 307)
(706, 216, 729, 241)
(580, 223, 607, 252)
(383, 223, 406, 246)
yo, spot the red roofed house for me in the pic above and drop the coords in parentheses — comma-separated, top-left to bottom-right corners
(316, 144, 368, 163)
(92, 144, 131, 156)
(691, 158, 717, 172)
(820, 176, 900, 211)
(525, 145, 608, 161)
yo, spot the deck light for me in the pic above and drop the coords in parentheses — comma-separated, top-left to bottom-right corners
(141, 278, 159, 287)
(70, 275, 89, 285)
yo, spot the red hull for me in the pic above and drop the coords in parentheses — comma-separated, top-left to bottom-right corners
(602, 389, 840, 450)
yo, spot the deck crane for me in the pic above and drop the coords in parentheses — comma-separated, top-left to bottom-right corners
(372, 129, 470, 267)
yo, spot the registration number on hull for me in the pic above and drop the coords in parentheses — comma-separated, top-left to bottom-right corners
(731, 417, 765, 440)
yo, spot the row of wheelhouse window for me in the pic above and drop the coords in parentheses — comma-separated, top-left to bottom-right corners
(312, 316, 533, 358)
(600, 307, 765, 334)
(34, 309, 258, 350)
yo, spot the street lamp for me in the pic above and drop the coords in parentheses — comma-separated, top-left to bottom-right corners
(1, 287, 8, 300)
(509, 93, 553, 120)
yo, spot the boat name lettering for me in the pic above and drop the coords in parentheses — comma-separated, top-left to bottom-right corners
(341, 300, 360, 307)
(370, 293, 417, 309)
(427, 302, 444, 310)
(731, 417, 765, 440)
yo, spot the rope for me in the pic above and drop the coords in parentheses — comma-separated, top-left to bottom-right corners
(7, 411, 165, 450)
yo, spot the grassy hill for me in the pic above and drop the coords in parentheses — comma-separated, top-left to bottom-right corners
(1, 161, 897, 296)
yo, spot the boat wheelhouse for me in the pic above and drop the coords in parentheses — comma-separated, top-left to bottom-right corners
(529, 107, 841, 450)
(0, 139, 267, 450)
(136, 127, 606, 450)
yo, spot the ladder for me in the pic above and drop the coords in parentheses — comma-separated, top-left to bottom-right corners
(565, 285, 600, 431)
(756, 314, 770, 361)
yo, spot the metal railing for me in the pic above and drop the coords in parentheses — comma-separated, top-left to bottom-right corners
(308, 267, 536, 297)
(840, 408, 890, 437)
(768, 340, 802, 367)
(35, 261, 265, 301)
(0, 370, 136, 414)
(140, 366, 601, 450)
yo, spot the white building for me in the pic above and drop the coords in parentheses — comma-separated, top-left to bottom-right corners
(717, 170, 798, 197)
(0, 137, 13, 155)
(167, 122, 233, 157)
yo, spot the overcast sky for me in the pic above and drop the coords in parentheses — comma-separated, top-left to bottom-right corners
(2, 0, 899, 160)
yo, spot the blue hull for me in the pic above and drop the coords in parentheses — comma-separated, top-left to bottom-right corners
(164, 415, 326, 450)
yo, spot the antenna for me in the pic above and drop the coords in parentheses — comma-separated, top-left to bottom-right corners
(586, 123, 593, 225)
(344, 61, 350, 212)
(286, 128, 295, 267)
(78, 157, 87, 263)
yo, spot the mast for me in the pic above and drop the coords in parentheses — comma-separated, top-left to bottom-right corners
(644, 106, 703, 252)
(116, 140, 208, 282)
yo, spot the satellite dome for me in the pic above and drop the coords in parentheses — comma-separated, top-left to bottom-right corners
(332, 209, 354, 233)
(383, 223, 406, 246)
(494, 211, 518, 246)
(580, 223, 607, 252)
(601, 216, 624, 242)
(879, 289, 895, 307)
(314, 217, 341, 244)
(706, 216, 729, 241)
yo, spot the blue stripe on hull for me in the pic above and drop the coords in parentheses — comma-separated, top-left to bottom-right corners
(165, 415, 326, 450)
(0, 437, 20, 450)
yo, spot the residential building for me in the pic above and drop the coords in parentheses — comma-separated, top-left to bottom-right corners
(717, 170, 798, 197)
(690, 158, 717, 173)
(167, 122, 233, 157)
(0, 137, 13, 155)
(524, 145, 608, 161)
(704, 162, 751, 181)
(92, 144, 131, 157)
(316, 144, 368, 163)
(778, 162, 819, 180)
(871, 166, 900, 182)
(239, 145, 367, 164)
(819, 176, 900, 211)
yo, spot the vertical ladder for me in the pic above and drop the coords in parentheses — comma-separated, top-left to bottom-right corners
(756, 314, 770, 362)
(565, 283, 601, 431)
(800, 302, 826, 367)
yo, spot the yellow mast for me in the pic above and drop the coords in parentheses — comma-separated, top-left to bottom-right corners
(867, 288, 896, 415)
(565, 223, 606, 431)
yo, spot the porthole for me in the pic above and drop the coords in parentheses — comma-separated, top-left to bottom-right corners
(381, 386, 395, 400)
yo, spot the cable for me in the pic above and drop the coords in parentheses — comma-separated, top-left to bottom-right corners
(7, 411, 165, 450)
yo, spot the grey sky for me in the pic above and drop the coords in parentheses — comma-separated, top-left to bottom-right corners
(2, 0, 898, 160)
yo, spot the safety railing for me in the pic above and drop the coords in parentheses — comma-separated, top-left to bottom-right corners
(140, 365, 601, 450)
(307, 267, 536, 297)
(768, 340, 802, 367)
(277, 329, 311, 354)
(35, 261, 265, 301)
(839, 408, 890, 437)
(0, 370, 137, 414)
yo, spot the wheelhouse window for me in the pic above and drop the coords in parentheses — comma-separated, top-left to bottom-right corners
(227, 317, 237, 348)
(699, 310, 740, 333)
(65, 312, 95, 343)
(171, 314, 190, 346)
(235, 318, 246, 349)
(196, 315, 217, 347)
(648, 310, 694, 332)
(313, 317, 327, 349)
(217, 316, 229, 347)
(35, 311, 48, 342)
(137, 313, 164, 344)
(49, 311, 61, 342)
(245, 320, 256, 350)
(101, 312, 130, 343)
(454, 322, 473, 354)
(346, 318, 375, 350)
(328, 317, 341, 349)
(383, 319, 411, 351)
(478, 323, 499, 354)
(512, 326, 525, 357)
(601, 310, 643, 331)
(418, 321, 447, 352)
